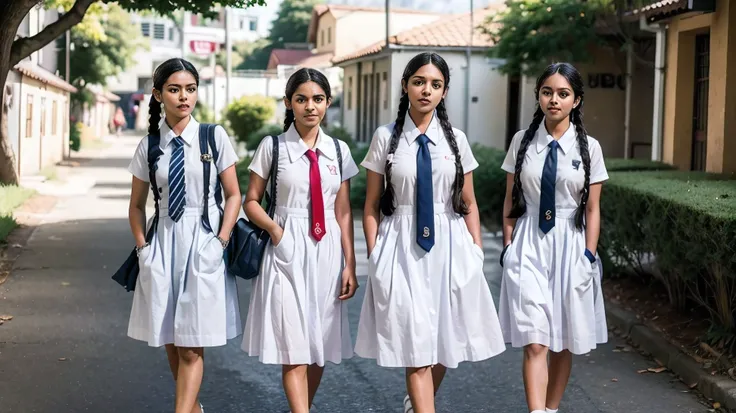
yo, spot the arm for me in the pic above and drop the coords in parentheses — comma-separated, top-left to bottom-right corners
(461, 172, 482, 247)
(216, 164, 241, 242)
(243, 171, 282, 244)
(502, 173, 517, 247)
(335, 180, 358, 299)
(363, 170, 384, 257)
(584, 183, 603, 255)
(128, 176, 149, 248)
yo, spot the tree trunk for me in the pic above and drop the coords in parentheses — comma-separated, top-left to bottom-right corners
(0, 1, 35, 185)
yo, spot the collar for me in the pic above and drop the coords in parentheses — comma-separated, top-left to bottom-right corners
(402, 110, 441, 145)
(284, 124, 335, 163)
(534, 119, 577, 155)
(160, 115, 199, 147)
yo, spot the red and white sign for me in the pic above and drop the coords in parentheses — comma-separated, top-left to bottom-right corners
(190, 40, 217, 55)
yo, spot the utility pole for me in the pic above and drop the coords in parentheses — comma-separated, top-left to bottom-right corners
(464, 0, 474, 135)
(385, 0, 390, 48)
(225, 6, 232, 108)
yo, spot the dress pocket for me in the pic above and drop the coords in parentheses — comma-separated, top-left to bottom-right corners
(574, 253, 597, 293)
(273, 225, 295, 264)
(196, 235, 225, 274)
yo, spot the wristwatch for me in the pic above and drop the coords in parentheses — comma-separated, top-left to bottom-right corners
(216, 236, 229, 249)
(136, 242, 150, 257)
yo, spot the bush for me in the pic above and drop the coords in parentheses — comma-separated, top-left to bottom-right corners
(470, 144, 508, 230)
(606, 157, 676, 172)
(247, 124, 283, 152)
(349, 146, 370, 211)
(0, 185, 34, 243)
(235, 156, 253, 195)
(599, 170, 736, 343)
(69, 121, 82, 152)
(192, 103, 215, 124)
(224, 95, 276, 147)
(325, 125, 357, 150)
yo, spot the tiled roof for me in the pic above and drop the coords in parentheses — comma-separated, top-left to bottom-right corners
(295, 52, 334, 69)
(267, 49, 316, 70)
(13, 60, 77, 93)
(626, 0, 708, 20)
(332, 6, 502, 65)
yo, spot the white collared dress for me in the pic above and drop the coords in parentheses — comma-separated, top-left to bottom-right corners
(498, 123, 609, 354)
(127, 116, 242, 348)
(241, 125, 359, 366)
(355, 114, 506, 368)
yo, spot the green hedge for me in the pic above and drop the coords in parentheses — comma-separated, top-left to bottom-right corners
(0, 185, 34, 243)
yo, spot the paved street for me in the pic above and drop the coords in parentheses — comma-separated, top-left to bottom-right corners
(0, 135, 710, 413)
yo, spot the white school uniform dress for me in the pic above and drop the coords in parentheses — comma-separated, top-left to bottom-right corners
(241, 125, 359, 366)
(126, 116, 242, 348)
(354, 113, 506, 368)
(498, 122, 609, 354)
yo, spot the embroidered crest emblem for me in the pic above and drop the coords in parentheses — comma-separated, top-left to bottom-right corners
(327, 165, 338, 175)
(314, 223, 323, 235)
(545, 210, 553, 221)
(423, 226, 431, 238)
(572, 159, 581, 170)
(200, 153, 213, 162)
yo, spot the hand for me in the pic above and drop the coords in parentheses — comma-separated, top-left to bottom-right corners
(270, 226, 284, 246)
(500, 244, 510, 267)
(338, 266, 359, 300)
(584, 248, 596, 264)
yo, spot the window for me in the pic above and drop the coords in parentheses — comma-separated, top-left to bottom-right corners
(52, 101, 58, 135)
(40, 97, 46, 136)
(240, 18, 245, 30)
(153, 23, 165, 40)
(347, 77, 352, 110)
(249, 19, 257, 31)
(320, 30, 324, 47)
(327, 27, 331, 44)
(168, 27, 174, 41)
(25, 95, 33, 138)
(141, 22, 150, 37)
(383, 72, 388, 109)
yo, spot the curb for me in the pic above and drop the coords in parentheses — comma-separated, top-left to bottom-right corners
(605, 299, 736, 410)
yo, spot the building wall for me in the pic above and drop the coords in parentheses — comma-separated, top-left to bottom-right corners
(341, 64, 360, 139)
(316, 13, 338, 54)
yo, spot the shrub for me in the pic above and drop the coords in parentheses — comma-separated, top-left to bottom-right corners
(69, 121, 82, 152)
(192, 103, 215, 124)
(606, 157, 676, 172)
(247, 124, 283, 152)
(470, 144, 508, 230)
(0, 185, 34, 243)
(224, 95, 276, 147)
(325, 125, 357, 150)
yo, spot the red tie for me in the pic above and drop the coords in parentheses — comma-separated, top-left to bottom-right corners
(305, 150, 326, 241)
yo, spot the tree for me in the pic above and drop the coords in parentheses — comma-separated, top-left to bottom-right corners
(0, 0, 266, 185)
(224, 95, 276, 148)
(481, 0, 651, 77)
(236, 0, 322, 70)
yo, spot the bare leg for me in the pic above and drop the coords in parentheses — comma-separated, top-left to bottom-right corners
(406, 366, 435, 413)
(523, 344, 549, 411)
(175, 347, 204, 413)
(431, 364, 447, 395)
(283, 365, 309, 413)
(307, 364, 325, 409)
(166, 345, 202, 413)
(545, 350, 572, 410)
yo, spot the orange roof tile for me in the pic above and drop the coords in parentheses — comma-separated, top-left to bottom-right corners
(296, 52, 335, 69)
(13, 60, 77, 93)
(267, 49, 316, 70)
(333, 6, 503, 65)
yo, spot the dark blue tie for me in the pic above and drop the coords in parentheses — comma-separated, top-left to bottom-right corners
(168, 136, 186, 222)
(539, 140, 559, 234)
(416, 134, 434, 252)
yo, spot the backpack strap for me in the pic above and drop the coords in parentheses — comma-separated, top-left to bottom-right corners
(206, 126, 224, 214)
(332, 137, 343, 178)
(146, 134, 163, 242)
(265, 135, 279, 218)
(199, 123, 218, 234)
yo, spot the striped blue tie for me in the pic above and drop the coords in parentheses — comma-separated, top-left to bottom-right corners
(168, 136, 186, 222)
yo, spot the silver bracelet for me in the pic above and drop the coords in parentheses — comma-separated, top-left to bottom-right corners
(136, 242, 150, 256)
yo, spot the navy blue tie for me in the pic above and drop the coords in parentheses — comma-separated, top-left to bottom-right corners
(539, 140, 559, 233)
(416, 134, 434, 252)
(168, 136, 186, 222)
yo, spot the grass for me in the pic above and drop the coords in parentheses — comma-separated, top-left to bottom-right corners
(0, 185, 35, 243)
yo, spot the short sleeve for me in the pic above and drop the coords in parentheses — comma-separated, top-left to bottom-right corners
(214, 125, 239, 172)
(501, 130, 525, 174)
(360, 126, 390, 175)
(454, 129, 479, 173)
(338, 140, 360, 181)
(248, 135, 275, 180)
(128, 136, 151, 182)
(589, 137, 609, 184)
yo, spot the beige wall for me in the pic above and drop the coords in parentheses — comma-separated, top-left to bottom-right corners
(315, 13, 337, 54)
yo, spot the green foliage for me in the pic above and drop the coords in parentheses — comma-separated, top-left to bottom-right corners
(114, 0, 266, 17)
(605, 158, 677, 172)
(247, 124, 284, 151)
(325, 125, 356, 151)
(482, 0, 614, 77)
(69, 122, 82, 152)
(0, 185, 34, 243)
(349, 146, 370, 211)
(236, 156, 253, 195)
(470, 145, 509, 230)
(224, 95, 276, 146)
(192, 103, 215, 124)
(599, 171, 736, 342)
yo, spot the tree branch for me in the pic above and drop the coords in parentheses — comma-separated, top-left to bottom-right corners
(9, 0, 96, 66)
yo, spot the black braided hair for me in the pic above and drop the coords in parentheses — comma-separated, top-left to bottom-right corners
(283, 68, 332, 132)
(435, 98, 468, 214)
(380, 52, 467, 215)
(148, 58, 199, 136)
(508, 62, 590, 231)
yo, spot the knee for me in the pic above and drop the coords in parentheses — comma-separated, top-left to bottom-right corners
(178, 347, 203, 364)
(524, 343, 548, 359)
(406, 366, 432, 377)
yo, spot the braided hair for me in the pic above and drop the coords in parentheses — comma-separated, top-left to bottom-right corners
(380, 52, 468, 216)
(283, 68, 332, 132)
(508, 62, 590, 231)
(148, 58, 199, 137)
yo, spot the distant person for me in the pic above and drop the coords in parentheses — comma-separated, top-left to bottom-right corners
(498, 62, 609, 413)
(113, 107, 125, 136)
(126, 58, 243, 413)
(355, 51, 506, 413)
(241, 67, 360, 413)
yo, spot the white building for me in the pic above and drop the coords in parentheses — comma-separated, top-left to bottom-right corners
(333, 6, 508, 148)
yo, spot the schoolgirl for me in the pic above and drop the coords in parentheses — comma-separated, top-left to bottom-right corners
(241, 68, 360, 413)
(126, 58, 243, 413)
(355, 52, 506, 413)
(498, 62, 609, 413)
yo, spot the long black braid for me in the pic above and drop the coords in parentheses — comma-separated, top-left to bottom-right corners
(435, 98, 468, 214)
(379, 92, 409, 215)
(571, 109, 591, 230)
(508, 106, 544, 219)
